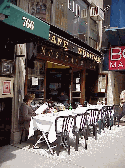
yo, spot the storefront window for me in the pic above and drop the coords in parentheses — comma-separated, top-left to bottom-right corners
(27, 60, 45, 101)
(89, 18, 98, 49)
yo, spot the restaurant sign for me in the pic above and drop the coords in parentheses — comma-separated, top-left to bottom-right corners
(109, 46, 125, 70)
(49, 32, 101, 63)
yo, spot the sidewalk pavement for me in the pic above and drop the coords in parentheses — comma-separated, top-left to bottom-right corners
(0, 124, 125, 168)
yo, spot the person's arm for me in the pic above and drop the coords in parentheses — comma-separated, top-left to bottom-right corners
(28, 106, 36, 116)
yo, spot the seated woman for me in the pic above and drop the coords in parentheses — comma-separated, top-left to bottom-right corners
(58, 92, 69, 109)
(19, 93, 36, 142)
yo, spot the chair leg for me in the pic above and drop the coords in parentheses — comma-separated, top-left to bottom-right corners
(86, 129, 88, 140)
(93, 125, 97, 140)
(67, 136, 70, 155)
(84, 137, 87, 150)
(98, 120, 101, 134)
(56, 136, 61, 156)
(75, 134, 79, 151)
(118, 118, 120, 127)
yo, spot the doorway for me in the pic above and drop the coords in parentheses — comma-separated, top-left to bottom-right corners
(0, 98, 12, 146)
(46, 68, 71, 101)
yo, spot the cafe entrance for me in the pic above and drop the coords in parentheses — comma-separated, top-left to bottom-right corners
(46, 63, 71, 102)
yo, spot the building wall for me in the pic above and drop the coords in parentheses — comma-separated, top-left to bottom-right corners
(110, 0, 125, 28)
(102, 0, 125, 106)
(15, 0, 103, 51)
(11, 44, 26, 144)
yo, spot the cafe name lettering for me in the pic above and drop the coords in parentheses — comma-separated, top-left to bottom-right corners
(49, 33, 101, 63)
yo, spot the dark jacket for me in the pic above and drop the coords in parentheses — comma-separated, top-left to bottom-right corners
(19, 102, 36, 130)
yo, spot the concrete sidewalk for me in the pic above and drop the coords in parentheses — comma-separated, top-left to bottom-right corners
(0, 125, 125, 168)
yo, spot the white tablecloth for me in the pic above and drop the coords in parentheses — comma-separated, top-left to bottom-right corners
(28, 105, 112, 143)
(28, 111, 74, 143)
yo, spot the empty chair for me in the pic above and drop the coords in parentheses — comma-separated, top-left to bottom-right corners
(100, 106, 114, 130)
(55, 115, 75, 156)
(86, 109, 100, 140)
(73, 113, 88, 151)
(113, 105, 121, 127)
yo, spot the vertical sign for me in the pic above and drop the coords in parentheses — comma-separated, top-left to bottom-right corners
(109, 46, 125, 70)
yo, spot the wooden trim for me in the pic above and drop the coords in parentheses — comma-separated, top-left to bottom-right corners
(24, 67, 28, 96)
(44, 61, 47, 102)
(37, 53, 85, 70)
(71, 68, 73, 104)
(80, 69, 86, 105)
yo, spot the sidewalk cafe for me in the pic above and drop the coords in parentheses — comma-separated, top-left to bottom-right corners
(20, 101, 122, 156)
(0, 0, 124, 152)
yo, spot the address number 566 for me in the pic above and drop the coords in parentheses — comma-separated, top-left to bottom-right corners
(22, 16, 34, 30)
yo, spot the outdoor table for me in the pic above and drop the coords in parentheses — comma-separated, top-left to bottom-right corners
(28, 105, 114, 154)
(28, 111, 74, 154)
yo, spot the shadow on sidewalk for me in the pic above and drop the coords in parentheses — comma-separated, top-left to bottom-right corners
(0, 145, 17, 165)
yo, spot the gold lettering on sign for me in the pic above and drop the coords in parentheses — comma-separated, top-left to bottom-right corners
(87, 52, 90, 58)
(56, 52, 59, 58)
(90, 53, 92, 59)
(92, 54, 94, 60)
(57, 38, 62, 45)
(41, 46, 46, 55)
(63, 41, 68, 49)
(51, 35, 56, 44)
(78, 48, 83, 55)
(94, 55, 96, 61)
(98, 57, 101, 63)
(83, 49, 86, 57)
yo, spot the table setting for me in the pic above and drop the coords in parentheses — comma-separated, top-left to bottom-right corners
(28, 102, 115, 155)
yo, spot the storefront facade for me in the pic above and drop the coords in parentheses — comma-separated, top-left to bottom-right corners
(0, 0, 50, 145)
(0, 0, 103, 145)
(26, 27, 102, 107)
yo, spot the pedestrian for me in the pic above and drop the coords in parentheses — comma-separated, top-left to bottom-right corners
(19, 93, 36, 142)
(118, 102, 125, 120)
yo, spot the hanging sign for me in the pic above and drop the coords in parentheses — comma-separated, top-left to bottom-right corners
(109, 46, 125, 70)
(49, 32, 101, 63)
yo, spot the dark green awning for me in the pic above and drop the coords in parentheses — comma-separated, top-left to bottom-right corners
(0, 0, 50, 40)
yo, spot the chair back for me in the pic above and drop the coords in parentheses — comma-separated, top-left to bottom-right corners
(86, 109, 100, 125)
(75, 113, 87, 131)
(101, 106, 114, 118)
(113, 105, 122, 115)
(55, 115, 75, 136)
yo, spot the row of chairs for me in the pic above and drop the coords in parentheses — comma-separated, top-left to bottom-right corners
(54, 106, 120, 156)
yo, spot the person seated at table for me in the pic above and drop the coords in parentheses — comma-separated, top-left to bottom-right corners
(58, 91, 69, 109)
(19, 93, 36, 141)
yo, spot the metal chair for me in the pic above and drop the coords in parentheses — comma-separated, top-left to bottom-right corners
(86, 109, 100, 140)
(100, 106, 114, 130)
(113, 105, 121, 127)
(55, 115, 75, 156)
(73, 113, 88, 151)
